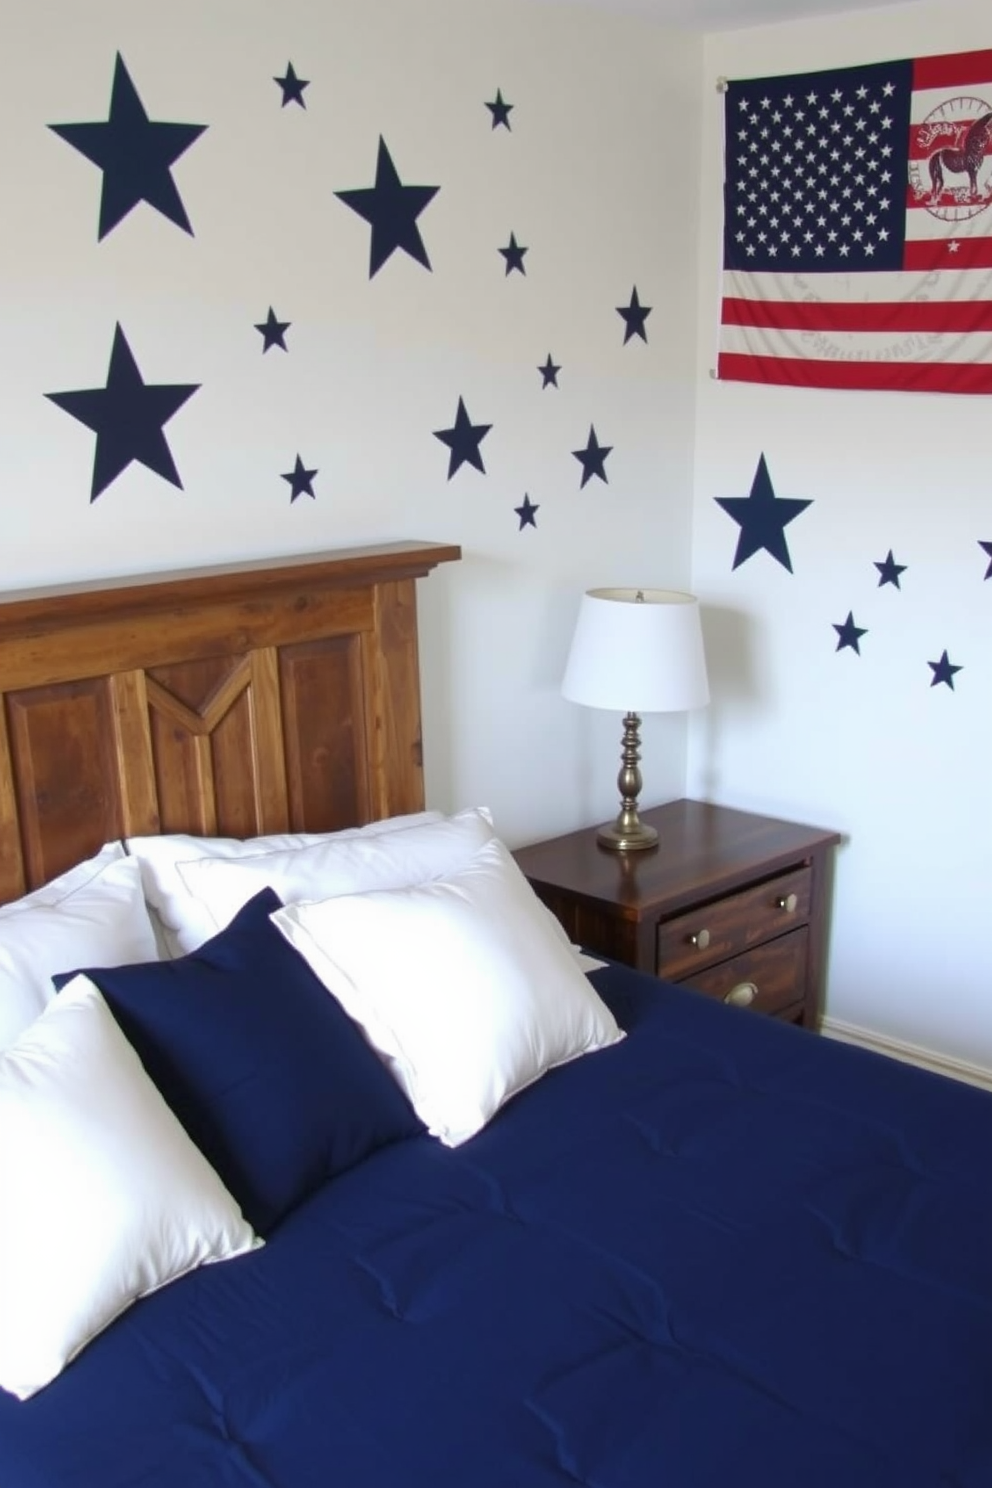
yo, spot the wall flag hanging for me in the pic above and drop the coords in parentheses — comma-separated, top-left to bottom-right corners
(274, 63, 309, 108)
(715, 453, 812, 572)
(617, 287, 651, 344)
(433, 398, 492, 478)
(49, 53, 206, 240)
(335, 138, 439, 278)
(572, 427, 612, 488)
(255, 309, 290, 352)
(45, 324, 199, 501)
(716, 50, 992, 394)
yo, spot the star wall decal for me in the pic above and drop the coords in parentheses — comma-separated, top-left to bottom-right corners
(833, 612, 867, 654)
(335, 138, 439, 278)
(486, 90, 513, 130)
(499, 232, 528, 275)
(538, 355, 560, 389)
(928, 650, 962, 689)
(874, 550, 906, 588)
(572, 426, 612, 488)
(979, 540, 992, 578)
(715, 454, 812, 572)
(433, 397, 491, 479)
(49, 53, 206, 241)
(617, 286, 651, 344)
(281, 456, 318, 501)
(45, 324, 199, 500)
(255, 308, 290, 352)
(515, 494, 539, 529)
(274, 63, 309, 108)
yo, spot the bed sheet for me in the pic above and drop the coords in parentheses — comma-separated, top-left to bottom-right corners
(2, 962, 989, 1488)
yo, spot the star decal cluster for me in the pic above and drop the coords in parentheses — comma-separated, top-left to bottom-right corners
(45, 62, 655, 531)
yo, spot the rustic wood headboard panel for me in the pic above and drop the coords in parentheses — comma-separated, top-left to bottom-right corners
(0, 540, 460, 903)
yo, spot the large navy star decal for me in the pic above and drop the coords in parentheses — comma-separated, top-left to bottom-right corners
(572, 426, 612, 488)
(49, 54, 206, 241)
(274, 63, 309, 108)
(979, 540, 992, 579)
(282, 456, 318, 502)
(833, 612, 867, 655)
(715, 454, 812, 572)
(336, 138, 439, 278)
(486, 90, 513, 130)
(433, 398, 491, 479)
(46, 324, 199, 500)
(928, 650, 962, 689)
(617, 287, 651, 344)
(874, 549, 907, 588)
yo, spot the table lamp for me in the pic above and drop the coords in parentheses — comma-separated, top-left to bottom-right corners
(562, 587, 709, 851)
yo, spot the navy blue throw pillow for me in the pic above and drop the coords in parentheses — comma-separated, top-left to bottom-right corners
(56, 887, 421, 1234)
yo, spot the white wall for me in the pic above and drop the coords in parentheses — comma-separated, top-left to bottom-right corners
(690, 0, 991, 1072)
(0, 0, 701, 851)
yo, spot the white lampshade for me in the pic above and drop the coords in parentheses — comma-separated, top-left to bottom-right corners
(562, 588, 709, 714)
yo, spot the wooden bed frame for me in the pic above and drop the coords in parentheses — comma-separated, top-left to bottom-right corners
(0, 540, 460, 904)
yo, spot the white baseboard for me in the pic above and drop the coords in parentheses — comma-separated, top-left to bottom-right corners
(820, 1016, 992, 1093)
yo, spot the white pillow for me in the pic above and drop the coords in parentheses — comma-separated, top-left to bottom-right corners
(127, 810, 443, 956)
(0, 852, 161, 1053)
(175, 808, 497, 946)
(0, 976, 259, 1400)
(272, 839, 624, 1148)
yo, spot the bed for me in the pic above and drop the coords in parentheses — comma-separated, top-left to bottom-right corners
(0, 540, 989, 1488)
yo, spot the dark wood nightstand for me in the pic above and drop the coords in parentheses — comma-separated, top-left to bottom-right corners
(514, 799, 840, 1028)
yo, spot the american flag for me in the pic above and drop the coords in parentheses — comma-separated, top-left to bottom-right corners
(717, 49, 992, 395)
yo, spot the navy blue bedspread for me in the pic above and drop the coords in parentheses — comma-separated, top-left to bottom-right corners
(3, 964, 990, 1488)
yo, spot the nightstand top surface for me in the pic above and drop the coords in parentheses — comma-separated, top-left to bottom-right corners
(513, 798, 839, 915)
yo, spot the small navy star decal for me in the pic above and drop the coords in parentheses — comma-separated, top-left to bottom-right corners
(979, 540, 992, 579)
(335, 138, 439, 278)
(928, 650, 962, 689)
(274, 63, 309, 108)
(486, 90, 513, 130)
(499, 232, 528, 276)
(833, 612, 867, 655)
(715, 454, 812, 572)
(49, 53, 206, 240)
(874, 550, 906, 588)
(538, 355, 560, 389)
(282, 456, 318, 502)
(46, 324, 199, 500)
(433, 397, 491, 479)
(515, 495, 539, 529)
(617, 286, 651, 344)
(255, 308, 290, 352)
(572, 426, 612, 488)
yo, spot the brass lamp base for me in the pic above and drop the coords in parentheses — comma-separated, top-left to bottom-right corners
(597, 813, 658, 852)
(597, 711, 659, 853)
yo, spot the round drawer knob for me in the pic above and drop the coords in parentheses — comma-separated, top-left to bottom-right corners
(724, 981, 757, 1008)
(689, 928, 710, 951)
(776, 892, 798, 913)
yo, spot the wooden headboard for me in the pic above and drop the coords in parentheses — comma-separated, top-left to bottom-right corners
(0, 540, 460, 904)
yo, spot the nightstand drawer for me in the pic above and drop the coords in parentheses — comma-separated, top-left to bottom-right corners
(655, 865, 811, 981)
(677, 927, 808, 1019)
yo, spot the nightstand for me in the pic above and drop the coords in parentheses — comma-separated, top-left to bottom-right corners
(514, 799, 840, 1027)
